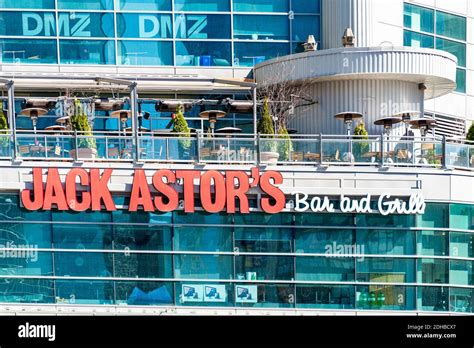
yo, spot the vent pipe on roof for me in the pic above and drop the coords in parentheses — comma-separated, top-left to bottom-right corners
(342, 28, 356, 47)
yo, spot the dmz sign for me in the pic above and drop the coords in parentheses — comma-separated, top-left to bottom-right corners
(20, 168, 426, 216)
(21, 12, 208, 38)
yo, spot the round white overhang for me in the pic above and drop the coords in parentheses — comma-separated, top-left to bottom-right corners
(254, 47, 458, 100)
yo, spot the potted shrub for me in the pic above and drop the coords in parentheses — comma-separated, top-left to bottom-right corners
(172, 104, 192, 158)
(70, 99, 97, 159)
(258, 98, 279, 164)
(353, 122, 369, 162)
(0, 108, 9, 157)
(468, 123, 474, 167)
(277, 126, 293, 162)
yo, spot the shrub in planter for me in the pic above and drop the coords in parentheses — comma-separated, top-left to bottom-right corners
(277, 126, 293, 161)
(70, 99, 97, 158)
(172, 104, 191, 155)
(467, 123, 474, 142)
(353, 121, 369, 161)
(257, 98, 277, 154)
(0, 108, 9, 156)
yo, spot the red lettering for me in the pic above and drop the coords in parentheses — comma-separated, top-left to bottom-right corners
(65, 168, 91, 211)
(90, 169, 116, 211)
(129, 170, 154, 211)
(43, 168, 68, 210)
(200, 171, 226, 213)
(226, 171, 249, 213)
(153, 170, 178, 212)
(260, 171, 285, 214)
(176, 171, 200, 213)
(21, 168, 44, 210)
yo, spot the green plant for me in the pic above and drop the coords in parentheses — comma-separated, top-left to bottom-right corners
(70, 99, 96, 149)
(0, 108, 9, 148)
(277, 126, 293, 161)
(258, 98, 277, 152)
(172, 104, 191, 151)
(467, 123, 474, 142)
(353, 121, 369, 160)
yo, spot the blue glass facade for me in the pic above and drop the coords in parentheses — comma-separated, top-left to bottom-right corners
(0, 194, 473, 312)
(0, 0, 321, 67)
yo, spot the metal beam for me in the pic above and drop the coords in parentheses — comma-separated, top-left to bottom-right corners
(0, 79, 17, 160)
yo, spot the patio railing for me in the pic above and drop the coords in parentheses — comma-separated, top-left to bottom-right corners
(1, 131, 474, 171)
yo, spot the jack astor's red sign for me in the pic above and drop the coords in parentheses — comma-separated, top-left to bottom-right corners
(20, 167, 285, 214)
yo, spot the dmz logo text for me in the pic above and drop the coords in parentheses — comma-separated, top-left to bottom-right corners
(21, 12, 209, 38)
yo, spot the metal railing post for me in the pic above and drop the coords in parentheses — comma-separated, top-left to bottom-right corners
(166, 137, 170, 161)
(130, 82, 139, 162)
(380, 133, 385, 166)
(441, 135, 447, 169)
(256, 133, 261, 165)
(196, 131, 201, 163)
(319, 133, 323, 165)
(73, 130, 79, 161)
(6, 81, 17, 161)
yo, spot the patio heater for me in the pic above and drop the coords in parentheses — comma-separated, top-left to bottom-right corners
(111, 109, 131, 135)
(409, 118, 437, 165)
(334, 112, 363, 162)
(374, 116, 402, 164)
(394, 110, 420, 135)
(20, 108, 48, 134)
(199, 110, 227, 134)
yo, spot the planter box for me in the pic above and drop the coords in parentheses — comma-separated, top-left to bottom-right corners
(260, 151, 279, 164)
(70, 147, 97, 159)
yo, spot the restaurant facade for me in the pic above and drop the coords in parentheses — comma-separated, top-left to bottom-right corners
(0, 0, 473, 316)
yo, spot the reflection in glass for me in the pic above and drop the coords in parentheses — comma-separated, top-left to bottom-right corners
(0, 39, 57, 64)
(234, 15, 288, 40)
(0, 278, 54, 303)
(233, 0, 288, 12)
(296, 257, 355, 281)
(58, 12, 115, 38)
(55, 280, 114, 304)
(297, 285, 355, 309)
(417, 230, 448, 256)
(116, 281, 173, 305)
(118, 40, 173, 66)
(117, 13, 172, 39)
(418, 286, 449, 311)
(174, 0, 230, 12)
(234, 42, 289, 67)
(175, 14, 231, 39)
(118, 0, 171, 11)
(0, 12, 56, 37)
(235, 283, 294, 308)
(54, 252, 113, 277)
(357, 258, 415, 283)
(236, 256, 294, 281)
(175, 41, 231, 66)
(59, 40, 115, 65)
(356, 285, 415, 310)
(174, 254, 232, 279)
(404, 3, 434, 33)
(57, 0, 114, 10)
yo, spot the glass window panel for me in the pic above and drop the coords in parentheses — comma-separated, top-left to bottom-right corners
(116, 281, 174, 305)
(55, 280, 114, 304)
(174, 211, 231, 225)
(175, 226, 232, 252)
(53, 224, 112, 249)
(234, 212, 292, 226)
(418, 258, 449, 284)
(114, 253, 172, 278)
(174, 254, 232, 279)
(436, 11, 466, 41)
(296, 257, 355, 281)
(418, 286, 449, 311)
(436, 38, 466, 67)
(450, 260, 474, 286)
(52, 210, 111, 223)
(0, 278, 54, 303)
(0, 223, 51, 249)
(233, 0, 288, 12)
(176, 281, 233, 307)
(403, 30, 434, 48)
(404, 3, 434, 33)
(114, 225, 172, 251)
(0, 0, 54, 8)
(450, 232, 474, 258)
(234, 42, 289, 67)
(234, 15, 288, 40)
(118, 40, 173, 66)
(57, 0, 114, 10)
(58, 12, 114, 38)
(175, 14, 231, 39)
(175, 41, 231, 66)
(292, 0, 320, 13)
(417, 230, 448, 256)
(54, 252, 113, 277)
(236, 255, 293, 281)
(357, 230, 415, 255)
(455, 68, 466, 94)
(357, 258, 415, 283)
(235, 227, 293, 253)
(356, 213, 414, 228)
(118, 0, 171, 11)
(59, 39, 115, 65)
(235, 283, 294, 308)
(356, 285, 415, 310)
(292, 15, 320, 43)
(0, 11, 56, 36)
(174, 0, 230, 12)
(0, 39, 58, 64)
(296, 285, 354, 309)
(117, 13, 172, 39)
(450, 287, 474, 313)
(417, 203, 449, 228)
(296, 229, 354, 254)
(0, 251, 52, 276)
(450, 204, 474, 230)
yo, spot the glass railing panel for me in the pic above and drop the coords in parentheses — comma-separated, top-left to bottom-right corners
(321, 138, 350, 164)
